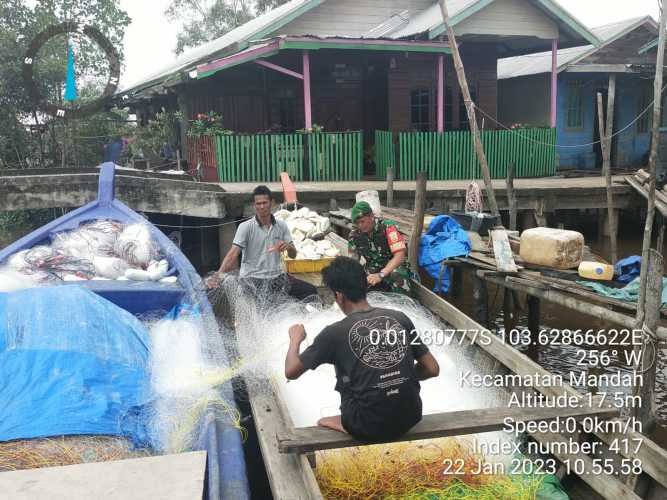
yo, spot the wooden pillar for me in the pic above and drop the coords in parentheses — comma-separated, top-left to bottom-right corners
(408, 171, 428, 271)
(527, 296, 540, 339)
(657, 214, 666, 251)
(450, 266, 462, 299)
(506, 162, 517, 231)
(437, 54, 444, 133)
(472, 274, 489, 327)
(177, 89, 191, 162)
(503, 288, 516, 333)
(597, 74, 618, 264)
(303, 51, 312, 130)
(386, 167, 395, 207)
(218, 220, 237, 265)
(635, 249, 663, 432)
(550, 39, 558, 128)
(520, 211, 536, 231)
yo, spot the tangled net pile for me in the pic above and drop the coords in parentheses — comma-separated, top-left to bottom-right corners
(0, 220, 173, 289)
(315, 437, 545, 500)
(0, 436, 152, 472)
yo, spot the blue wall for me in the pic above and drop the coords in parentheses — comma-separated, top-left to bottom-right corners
(557, 72, 650, 169)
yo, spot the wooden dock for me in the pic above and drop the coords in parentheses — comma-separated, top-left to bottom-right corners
(220, 175, 638, 218)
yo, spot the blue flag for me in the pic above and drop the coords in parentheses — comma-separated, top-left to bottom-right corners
(64, 43, 77, 102)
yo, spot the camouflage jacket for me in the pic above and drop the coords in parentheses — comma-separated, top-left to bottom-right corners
(348, 218, 411, 293)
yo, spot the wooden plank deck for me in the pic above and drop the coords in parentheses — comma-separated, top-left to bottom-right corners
(221, 175, 637, 216)
(278, 405, 619, 454)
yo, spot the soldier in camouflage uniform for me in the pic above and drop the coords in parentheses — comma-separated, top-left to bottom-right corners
(348, 201, 412, 294)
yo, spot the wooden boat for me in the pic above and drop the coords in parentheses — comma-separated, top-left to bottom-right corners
(0, 162, 249, 500)
(242, 214, 667, 500)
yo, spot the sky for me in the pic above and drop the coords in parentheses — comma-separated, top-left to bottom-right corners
(118, 0, 661, 88)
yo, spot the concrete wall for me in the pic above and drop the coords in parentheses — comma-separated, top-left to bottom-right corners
(498, 73, 550, 127)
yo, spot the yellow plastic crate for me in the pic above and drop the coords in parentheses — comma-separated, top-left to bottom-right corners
(283, 256, 335, 274)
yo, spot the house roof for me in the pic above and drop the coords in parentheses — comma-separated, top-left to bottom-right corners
(119, 0, 600, 97)
(498, 16, 657, 79)
(195, 36, 451, 79)
(387, 0, 598, 46)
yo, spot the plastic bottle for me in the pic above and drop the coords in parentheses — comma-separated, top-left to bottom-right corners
(578, 261, 614, 281)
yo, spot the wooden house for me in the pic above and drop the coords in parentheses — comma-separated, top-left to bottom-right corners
(498, 16, 658, 170)
(119, 0, 598, 182)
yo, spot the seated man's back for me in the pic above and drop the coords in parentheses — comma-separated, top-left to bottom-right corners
(301, 306, 428, 441)
(285, 257, 439, 442)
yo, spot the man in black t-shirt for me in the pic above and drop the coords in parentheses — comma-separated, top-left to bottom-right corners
(285, 256, 440, 442)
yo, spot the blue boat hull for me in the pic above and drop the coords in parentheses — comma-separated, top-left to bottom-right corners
(0, 163, 249, 500)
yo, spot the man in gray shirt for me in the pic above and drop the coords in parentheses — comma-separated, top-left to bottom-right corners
(216, 185, 317, 301)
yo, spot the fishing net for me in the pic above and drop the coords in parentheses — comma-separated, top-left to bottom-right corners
(0, 436, 152, 472)
(0, 220, 171, 291)
(202, 276, 563, 498)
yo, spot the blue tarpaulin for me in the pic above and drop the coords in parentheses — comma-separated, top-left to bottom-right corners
(419, 215, 471, 293)
(0, 286, 151, 445)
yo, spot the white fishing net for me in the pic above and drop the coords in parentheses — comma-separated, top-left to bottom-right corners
(0, 220, 173, 291)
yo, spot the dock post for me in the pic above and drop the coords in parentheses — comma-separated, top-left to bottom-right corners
(218, 220, 237, 264)
(527, 296, 540, 341)
(503, 288, 516, 333)
(450, 266, 462, 299)
(386, 167, 395, 208)
(408, 171, 428, 271)
(506, 162, 517, 231)
(634, 249, 662, 432)
(472, 274, 489, 327)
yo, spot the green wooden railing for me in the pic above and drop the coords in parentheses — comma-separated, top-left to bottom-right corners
(398, 128, 556, 180)
(216, 133, 304, 182)
(374, 130, 395, 179)
(308, 131, 363, 181)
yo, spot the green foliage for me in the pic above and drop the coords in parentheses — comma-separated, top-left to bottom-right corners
(0, 0, 131, 169)
(187, 111, 232, 137)
(255, 0, 291, 14)
(0, 209, 59, 248)
(128, 110, 182, 160)
(165, 0, 253, 55)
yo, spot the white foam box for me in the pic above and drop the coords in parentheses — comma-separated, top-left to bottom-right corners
(519, 227, 584, 269)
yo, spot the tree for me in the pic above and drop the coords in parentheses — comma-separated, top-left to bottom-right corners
(165, 0, 254, 55)
(0, 0, 131, 168)
(255, 0, 291, 14)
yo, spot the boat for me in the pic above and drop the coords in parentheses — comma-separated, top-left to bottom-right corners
(236, 210, 667, 500)
(0, 162, 249, 499)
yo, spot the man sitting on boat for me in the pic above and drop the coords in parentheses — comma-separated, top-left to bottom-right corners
(284, 257, 440, 441)
(214, 185, 317, 301)
(348, 201, 412, 294)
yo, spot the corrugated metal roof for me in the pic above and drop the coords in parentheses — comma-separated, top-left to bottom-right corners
(498, 16, 656, 79)
(118, 0, 322, 94)
(387, 0, 478, 39)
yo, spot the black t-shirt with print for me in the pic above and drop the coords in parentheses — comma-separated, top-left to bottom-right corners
(299, 307, 429, 441)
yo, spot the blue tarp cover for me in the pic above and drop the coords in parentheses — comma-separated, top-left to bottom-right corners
(419, 215, 471, 293)
(0, 286, 150, 445)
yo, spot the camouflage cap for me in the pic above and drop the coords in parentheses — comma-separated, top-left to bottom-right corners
(351, 201, 373, 222)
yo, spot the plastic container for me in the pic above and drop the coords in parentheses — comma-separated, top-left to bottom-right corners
(578, 261, 614, 281)
(283, 256, 335, 274)
(356, 190, 382, 216)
